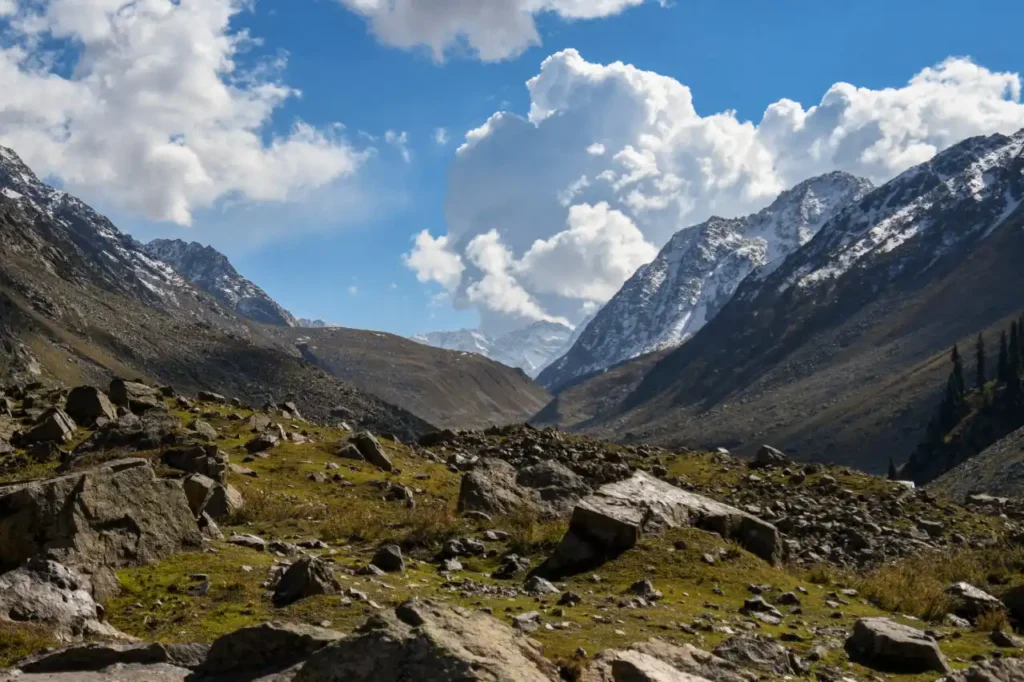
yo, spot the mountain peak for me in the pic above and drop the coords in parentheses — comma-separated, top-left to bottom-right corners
(537, 170, 873, 391)
(412, 321, 573, 377)
(142, 239, 296, 327)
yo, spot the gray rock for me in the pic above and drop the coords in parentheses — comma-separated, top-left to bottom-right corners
(523, 575, 559, 595)
(197, 391, 227, 404)
(19, 642, 208, 674)
(350, 431, 393, 472)
(844, 617, 950, 674)
(201, 621, 343, 675)
(938, 657, 1024, 681)
(990, 629, 1024, 648)
(203, 484, 244, 520)
(22, 408, 77, 445)
(188, 419, 218, 442)
(0, 459, 202, 573)
(712, 636, 792, 677)
(5, 663, 192, 681)
(273, 556, 341, 606)
(65, 387, 117, 425)
(371, 544, 405, 573)
(751, 445, 788, 468)
(0, 559, 122, 639)
(109, 380, 162, 414)
(946, 582, 1005, 621)
(293, 599, 558, 681)
(582, 648, 718, 681)
(540, 472, 782, 577)
(162, 445, 227, 484)
(457, 458, 589, 519)
(228, 533, 267, 552)
(181, 474, 217, 518)
(245, 433, 280, 453)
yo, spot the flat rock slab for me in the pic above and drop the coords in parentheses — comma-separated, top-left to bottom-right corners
(0, 663, 192, 682)
(539, 472, 782, 576)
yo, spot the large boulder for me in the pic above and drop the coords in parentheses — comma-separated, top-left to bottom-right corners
(350, 431, 393, 472)
(293, 599, 559, 681)
(108, 380, 162, 414)
(458, 458, 590, 519)
(162, 445, 227, 484)
(179, 474, 240, 520)
(938, 657, 1024, 681)
(72, 410, 181, 457)
(21, 408, 77, 445)
(583, 640, 754, 682)
(64, 387, 117, 426)
(0, 558, 122, 639)
(712, 636, 793, 677)
(538, 472, 782, 577)
(845, 617, 950, 674)
(273, 556, 341, 606)
(200, 621, 343, 675)
(0, 458, 202, 574)
(945, 582, 1006, 621)
(19, 642, 208, 674)
(751, 445, 788, 468)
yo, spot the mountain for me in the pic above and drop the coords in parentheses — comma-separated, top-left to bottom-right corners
(142, 239, 296, 327)
(536, 130, 1024, 473)
(271, 326, 551, 430)
(927, 425, 1024, 500)
(538, 172, 873, 391)
(412, 321, 573, 377)
(296, 318, 334, 328)
(0, 145, 546, 436)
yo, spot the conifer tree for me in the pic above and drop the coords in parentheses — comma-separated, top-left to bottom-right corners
(975, 332, 986, 390)
(1011, 323, 1022, 380)
(888, 457, 898, 481)
(999, 330, 1010, 384)
(951, 344, 966, 400)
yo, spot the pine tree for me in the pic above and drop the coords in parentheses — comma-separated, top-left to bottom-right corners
(951, 344, 966, 400)
(888, 458, 898, 481)
(975, 333, 986, 390)
(999, 331, 1010, 384)
(1011, 323, 1022, 380)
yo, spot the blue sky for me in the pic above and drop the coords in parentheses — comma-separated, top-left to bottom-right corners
(3, 0, 1024, 335)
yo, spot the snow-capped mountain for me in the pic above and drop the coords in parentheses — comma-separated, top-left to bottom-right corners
(143, 239, 296, 327)
(412, 321, 573, 378)
(0, 146, 197, 308)
(538, 171, 874, 391)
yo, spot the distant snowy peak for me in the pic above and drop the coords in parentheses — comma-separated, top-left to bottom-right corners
(537, 171, 873, 391)
(411, 321, 573, 378)
(296, 318, 337, 329)
(143, 239, 296, 327)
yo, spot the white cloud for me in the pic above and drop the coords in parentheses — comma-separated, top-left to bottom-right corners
(348, 285, 358, 296)
(518, 202, 657, 301)
(403, 230, 465, 290)
(433, 127, 450, 146)
(414, 50, 1024, 332)
(385, 130, 411, 163)
(336, 0, 651, 62)
(0, 0, 366, 226)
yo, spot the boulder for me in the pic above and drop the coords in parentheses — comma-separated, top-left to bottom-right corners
(181, 474, 217, 517)
(0, 558, 122, 639)
(245, 433, 279, 453)
(350, 431, 393, 472)
(19, 642, 208, 673)
(162, 445, 227, 484)
(72, 410, 180, 456)
(0, 459, 202, 573)
(458, 458, 589, 519)
(273, 556, 341, 606)
(582, 649, 714, 681)
(712, 636, 793, 677)
(588, 640, 755, 682)
(371, 544, 405, 573)
(201, 621, 344, 675)
(946, 582, 1005, 621)
(21, 408, 77, 445)
(227, 533, 266, 552)
(844, 617, 950, 674)
(292, 599, 559, 681)
(64, 387, 117, 425)
(538, 472, 782, 577)
(197, 391, 227, 404)
(187, 419, 218, 442)
(203, 483, 243, 520)
(751, 445, 788, 468)
(108, 380, 162, 414)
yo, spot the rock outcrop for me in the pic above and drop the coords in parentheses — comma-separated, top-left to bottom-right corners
(64, 387, 118, 426)
(539, 472, 782, 576)
(845, 617, 950, 674)
(0, 459, 202, 573)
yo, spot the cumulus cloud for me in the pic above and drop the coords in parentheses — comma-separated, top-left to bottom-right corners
(403, 230, 465, 290)
(434, 127, 450, 146)
(406, 50, 1024, 332)
(0, 0, 365, 226)
(336, 0, 651, 61)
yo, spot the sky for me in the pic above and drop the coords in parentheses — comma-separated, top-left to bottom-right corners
(1, 0, 1023, 336)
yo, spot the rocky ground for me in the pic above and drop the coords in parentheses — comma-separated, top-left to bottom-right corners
(2, 381, 1024, 681)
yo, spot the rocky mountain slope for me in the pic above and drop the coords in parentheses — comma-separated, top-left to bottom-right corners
(537, 130, 1024, 473)
(412, 321, 573, 377)
(928, 425, 1024, 501)
(3, 385, 1023, 680)
(0, 145, 431, 438)
(272, 326, 551, 430)
(538, 172, 873, 391)
(142, 239, 297, 327)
